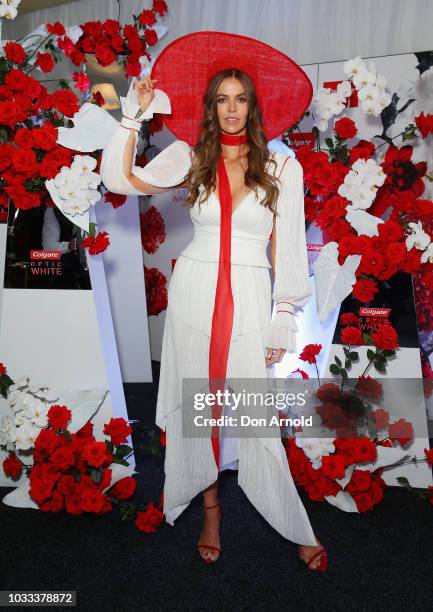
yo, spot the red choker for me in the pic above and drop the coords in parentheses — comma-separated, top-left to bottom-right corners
(219, 132, 248, 146)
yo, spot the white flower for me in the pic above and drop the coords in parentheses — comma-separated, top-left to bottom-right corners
(61, 197, 90, 216)
(71, 155, 97, 174)
(421, 242, 433, 264)
(336, 80, 352, 98)
(295, 435, 335, 469)
(0, 415, 16, 450)
(343, 56, 365, 79)
(353, 69, 376, 90)
(357, 84, 381, 103)
(405, 221, 431, 251)
(0, 5, 18, 18)
(15, 421, 40, 451)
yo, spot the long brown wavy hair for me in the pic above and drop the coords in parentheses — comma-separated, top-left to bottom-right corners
(184, 68, 280, 214)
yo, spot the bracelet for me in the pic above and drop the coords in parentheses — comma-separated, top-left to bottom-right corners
(276, 308, 295, 315)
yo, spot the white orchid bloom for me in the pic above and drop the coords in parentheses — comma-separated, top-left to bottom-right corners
(343, 56, 365, 79)
(421, 242, 433, 264)
(353, 69, 377, 90)
(405, 221, 431, 251)
(15, 422, 40, 451)
(0, 5, 18, 18)
(76, 171, 101, 191)
(357, 84, 381, 103)
(61, 198, 90, 216)
(71, 154, 97, 174)
(336, 80, 352, 98)
(375, 74, 387, 89)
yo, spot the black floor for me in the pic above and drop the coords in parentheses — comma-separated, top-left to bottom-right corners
(1, 361, 432, 611)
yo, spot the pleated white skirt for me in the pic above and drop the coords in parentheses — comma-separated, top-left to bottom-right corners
(155, 254, 317, 546)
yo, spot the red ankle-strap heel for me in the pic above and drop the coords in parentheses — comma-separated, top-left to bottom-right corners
(197, 502, 224, 563)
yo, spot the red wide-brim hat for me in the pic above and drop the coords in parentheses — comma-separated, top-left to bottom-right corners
(151, 31, 313, 146)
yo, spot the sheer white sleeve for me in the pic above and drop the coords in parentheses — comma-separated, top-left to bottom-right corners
(263, 156, 313, 352)
(99, 79, 192, 196)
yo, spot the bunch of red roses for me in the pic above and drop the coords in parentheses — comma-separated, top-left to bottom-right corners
(3, 403, 136, 514)
(286, 435, 387, 512)
(298, 115, 433, 305)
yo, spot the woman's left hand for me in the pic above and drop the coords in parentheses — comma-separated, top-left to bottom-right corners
(265, 347, 286, 366)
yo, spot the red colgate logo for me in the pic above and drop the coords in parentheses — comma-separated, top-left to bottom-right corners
(30, 250, 61, 260)
(360, 307, 391, 317)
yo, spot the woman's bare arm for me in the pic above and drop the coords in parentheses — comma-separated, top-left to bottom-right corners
(122, 129, 187, 194)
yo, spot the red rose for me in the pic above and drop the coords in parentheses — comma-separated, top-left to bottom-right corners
(125, 59, 142, 78)
(34, 428, 61, 454)
(334, 117, 357, 139)
(377, 219, 404, 242)
(425, 448, 433, 465)
(299, 343, 322, 364)
(321, 454, 346, 479)
(415, 111, 433, 138)
(29, 477, 54, 504)
(341, 326, 364, 346)
(39, 489, 64, 512)
(349, 140, 375, 164)
(47, 21, 66, 36)
(50, 446, 75, 471)
(346, 469, 372, 493)
(386, 242, 406, 263)
(350, 437, 377, 463)
(47, 404, 72, 430)
(36, 52, 55, 73)
(109, 476, 137, 500)
(50, 89, 80, 117)
(372, 408, 390, 429)
(139, 9, 156, 26)
(3, 453, 23, 479)
(32, 123, 58, 151)
(81, 487, 111, 513)
(355, 375, 383, 401)
(104, 192, 127, 209)
(4, 42, 26, 65)
(82, 441, 112, 468)
(153, 0, 168, 16)
(352, 278, 379, 303)
(0, 101, 18, 127)
(0, 362, 7, 375)
(134, 502, 164, 533)
(95, 45, 116, 67)
(316, 383, 341, 403)
(4, 68, 28, 91)
(103, 18, 121, 36)
(371, 324, 399, 351)
(11, 147, 38, 175)
(144, 266, 168, 315)
(65, 490, 83, 515)
(82, 231, 110, 255)
(140, 206, 166, 254)
(388, 418, 413, 446)
(340, 312, 359, 326)
(76, 421, 94, 439)
(352, 490, 375, 512)
(57, 474, 76, 495)
(103, 417, 132, 446)
(144, 29, 158, 46)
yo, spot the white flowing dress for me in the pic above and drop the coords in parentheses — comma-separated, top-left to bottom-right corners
(99, 83, 317, 546)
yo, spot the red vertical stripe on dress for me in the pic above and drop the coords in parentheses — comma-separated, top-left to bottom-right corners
(208, 155, 234, 469)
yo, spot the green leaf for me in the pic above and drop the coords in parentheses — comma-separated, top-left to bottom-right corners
(341, 368, 348, 380)
(329, 363, 340, 375)
(345, 359, 351, 369)
(90, 468, 103, 484)
(382, 350, 395, 357)
(116, 444, 132, 457)
(374, 361, 386, 373)
(396, 476, 409, 485)
(111, 455, 129, 467)
(349, 351, 359, 360)
(335, 355, 342, 367)
(325, 137, 334, 149)
(367, 349, 376, 360)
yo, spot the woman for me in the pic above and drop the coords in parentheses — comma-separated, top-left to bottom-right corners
(100, 32, 327, 570)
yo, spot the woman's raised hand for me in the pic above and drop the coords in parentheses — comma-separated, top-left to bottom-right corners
(133, 76, 158, 113)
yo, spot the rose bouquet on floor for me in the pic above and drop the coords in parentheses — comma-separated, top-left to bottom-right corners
(0, 363, 164, 532)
